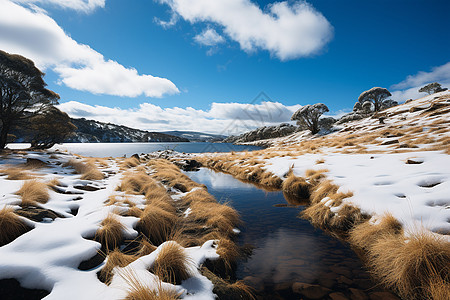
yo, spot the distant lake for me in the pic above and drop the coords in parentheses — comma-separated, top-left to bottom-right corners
(7, 142, 261, 157)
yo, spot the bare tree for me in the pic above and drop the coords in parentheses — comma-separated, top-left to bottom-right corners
(29, 106, 77, 149)
(291, 103, 329, 134)
(418, 82, 448, 95)
(358, 87, 391, 112)
(0, 50, 59, 149)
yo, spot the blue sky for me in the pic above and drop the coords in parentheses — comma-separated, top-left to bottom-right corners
(0, 0, 449, 134)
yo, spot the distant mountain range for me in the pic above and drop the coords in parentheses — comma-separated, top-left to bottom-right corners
(65, 118, 190, 143)
(12, 118, 190, 143)
(161, 131, 226, 142)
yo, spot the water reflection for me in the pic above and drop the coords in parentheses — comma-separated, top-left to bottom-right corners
(241, 228, 324, 284)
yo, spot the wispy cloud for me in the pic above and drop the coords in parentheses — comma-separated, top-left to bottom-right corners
(0, 0, 179, 97)
(58, 100, 301, 135)
(157, 0, 333, 61)
(391, 62, 450, 101)
(12, 0, 105, 13)
(194, 28, 225, 47)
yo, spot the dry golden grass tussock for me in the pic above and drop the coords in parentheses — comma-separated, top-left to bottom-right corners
(367, 230, 450, 299)
(189, 201, 240, 232)
(329, 204, 368, 232)
(136, 238, 158, 257)
(80, 167, 104, 180)
(0, 206, 31, 246)
(180, 189, 216, 206)
(146, 194, 175, 214)
(301, 201, 334, 229)
(137, 204, 177, 245)
(63, 159, 90, 173)
(282, 172, 310, 199)
(119, 269, 181, 300)
(85, 157, 109, 167)
(118, 172, 155, 195)
(16, 179, 49, 206)
(310, 180, 339, 204)
(95, 213, 126, 251)
(63, 159, 104, 180)
(126, 206, 143, 218)
(305, 169, 328, 187)
(121, 157, 140, 169)
(99, 249, 137, 284)
(0, 167, 35, 180)
(150, 241, 195, 285)
(349, 213, 403, 250)
(216, 238, 240, 272)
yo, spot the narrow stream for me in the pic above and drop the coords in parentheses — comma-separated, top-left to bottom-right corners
(185, 168, 397, 300)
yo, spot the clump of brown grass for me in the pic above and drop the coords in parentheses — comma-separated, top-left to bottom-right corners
(216, 238, 240, 272)
(16, 179, 49, 206)
(137, 204, 177, 245)
(349, 213, 403, 250)
(146, 194, 175, 215)
(189, 202, 240, 235)
(121, 157, 140, 169)
(95, 213, 126, 251)
(0, 206, 31, 246)
(119, 269, 181, 300)
(282, 171, 310, 199)
(136, 238, 158, 257)
(329, 204, 368, 232)
(63, 159, 90, 173)
(63, 159, 104, 180)
(309, 180, 339, 204)
(180, 189, 216, 206)
(99, 249, 137, 284)
(118, 172, 157, 195)
(126, 206, 143, 218)
(315, 158, 325, 164)
(367, 230, 450, 299)
(80, 167, 104, 180)
(150, 241, 194, 285)
(0, 168, 35, 180)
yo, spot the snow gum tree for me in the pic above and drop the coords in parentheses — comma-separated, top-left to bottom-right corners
(418, 82, 447, 95)
(29, 106, 77, 149)
(358, 87, 391, 112)
(291, 103, 329, 134)
(0, 50, 59, 149)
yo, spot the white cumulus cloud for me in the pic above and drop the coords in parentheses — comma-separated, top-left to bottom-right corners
(391, 62, 450, 102)
(58, 100, 301, 135)
(12, 0, 105, 13)
(0, 0, 179, 97)
(194, 28, 225, 46)
(157, 0, 333, 60)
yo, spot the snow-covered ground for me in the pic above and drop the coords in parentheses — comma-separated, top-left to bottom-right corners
(0, 151, 220, 299)
(264, 151, 450, 238)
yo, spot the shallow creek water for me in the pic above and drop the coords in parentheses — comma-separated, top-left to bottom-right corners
(185, 168, 398, 300)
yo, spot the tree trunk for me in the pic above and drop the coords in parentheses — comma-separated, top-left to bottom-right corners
(0, 122, 10, 150)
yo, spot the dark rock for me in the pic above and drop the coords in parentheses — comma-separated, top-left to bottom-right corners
(369, 292, 400, 300)
(330, 265, 353, 278)
(131, 154, 140, 161)
(349, 288, 368, 300)
(330, 292, 350, 300)
(406, 159, 423, 164)
(292, 283, 331, 299)
(337, 275, 353, 285)
(381, 139, 399, 145)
